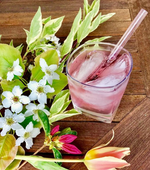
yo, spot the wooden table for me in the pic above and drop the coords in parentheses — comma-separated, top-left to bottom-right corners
(0, 0, 150, 169)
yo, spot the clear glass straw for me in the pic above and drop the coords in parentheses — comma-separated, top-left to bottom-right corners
(107, 9, 148, 63)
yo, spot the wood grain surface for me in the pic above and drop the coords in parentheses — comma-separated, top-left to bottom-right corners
(0, 0, 149, 169)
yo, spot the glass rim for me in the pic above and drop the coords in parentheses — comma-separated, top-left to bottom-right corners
(66, 42, 133, 89)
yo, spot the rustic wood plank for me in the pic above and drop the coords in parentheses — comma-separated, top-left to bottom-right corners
(0, 9, 131, 25)
(70, 97, 150, 169)
(128, 0, 150, 97)
(0, 0, 129, 13)
(114, 95, 146, 121)
(126, 71, 145, 94)
(0, 22, 132, 43)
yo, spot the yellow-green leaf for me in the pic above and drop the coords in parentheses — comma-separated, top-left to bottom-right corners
(41, 16, 64, 38)
(6, 146, 25, 170)
(26, 7, 42, 46)
(31, 49, 59, 81)
(0, 134, 18, 170)
(1, 79, 25, 92)
(0, 44, 24, 80)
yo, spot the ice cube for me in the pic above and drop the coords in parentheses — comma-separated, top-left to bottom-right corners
(70, 50, 107, 82)
(86, 53, 129, 87)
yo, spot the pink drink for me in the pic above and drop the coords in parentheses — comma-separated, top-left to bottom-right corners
(66, 42, 133, 123)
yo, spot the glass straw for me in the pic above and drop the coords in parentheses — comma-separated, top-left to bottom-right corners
(107, 9, 148, 64)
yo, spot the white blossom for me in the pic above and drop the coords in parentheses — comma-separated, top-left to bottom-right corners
(2, 86, 30, 113)
(0, 109, 25, 136)
(40, 58, 60, 85)
(7, 59, 23, 81)
(25, 103, 50, 121)
(16, 122, 40, 149)
(27, 79, 55, 104)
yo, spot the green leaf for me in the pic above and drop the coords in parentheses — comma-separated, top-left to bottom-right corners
(26, 7, 42, 46)
(85, 36, 111, 44)
(0, 44, 25, 80)
(48, 71, 68, 98)
(0, 35, 2, 41)
(9, 40, 14, 46)
(50, 91, 69, 115)
(0, 134, 18, 170)
(77, 0, 100, 43)
(60, 9, 81, 57)
(49, 109, 80, 124)
(41, 16, 64, 38)
(77, 11, 93, 43)
(38, 110, 50, 136)
(6, 146, 25, 170)
(31, 49, 59, 81)
(53, 89, 69, 104)
(100, 13, 116, 24)
(90, 12, 101, 32)
(16, 44, 24, 54)
(42, 16, 51, 25)
(88, 0, 100, 18)
(52, 148, 62, 166)
(28, 156, 68, 170)
(59, 127, 77, 136)
(83, 0, 89, 18)
(20, 115, 41, 129)
(1, 79, 25, 92)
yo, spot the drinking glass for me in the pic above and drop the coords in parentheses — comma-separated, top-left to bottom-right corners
(66, 42, 133, 123)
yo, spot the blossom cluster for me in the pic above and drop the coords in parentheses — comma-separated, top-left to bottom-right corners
(0, 54, 60, 149)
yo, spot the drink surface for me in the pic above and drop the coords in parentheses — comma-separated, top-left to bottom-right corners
(67, 45, 132, 123)
(68, 49, 131, 87)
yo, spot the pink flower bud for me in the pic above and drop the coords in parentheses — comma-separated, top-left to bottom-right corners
(59, 134, 77, 143)
(51, 125, 60, 136)
(62, 143, 82, 154)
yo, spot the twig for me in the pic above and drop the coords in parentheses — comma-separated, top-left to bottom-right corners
(17, 144, 46, 170)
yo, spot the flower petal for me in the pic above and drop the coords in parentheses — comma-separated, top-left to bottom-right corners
(2, 91, 13, 98)
(62, 143, 82, 154)
(16, 128, 25, 137)
(59, 134, 77, 143)
(4, 109, 13, 117)
(29, 92, 38, 101)
(26, 103, 36, 110)
(85, 147, 130, 160)
(16, 137, 24, 146)
(11, 102, 22, 113)
(14, 113, 25, 123)
(28, 81, 38, 90)
(11, 123, 23, 130)
(44, 85, 55, 93)
(38, 93, 47, 104)
(84, 156, 130, 170)
(30, 128, 40, 138)
(7, 71, 14, 81)
(53, 72, 60, 80)
(20, 95, 30, 104)
(1, 124, 11, 136)
(12, 86, 22, 96)
(49, 64, 57, 72)
(26, 122, 33, 132)
(40, 58, 48, 72)
(2, 98, 12, 108)
(25, 137, 33, 149)
(51, 125, 60, 136)
(13, 59, 19, 67)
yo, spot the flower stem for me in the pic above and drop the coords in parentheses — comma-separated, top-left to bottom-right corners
(17, 145, 46, 170)
(15, 155, 84, 163)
